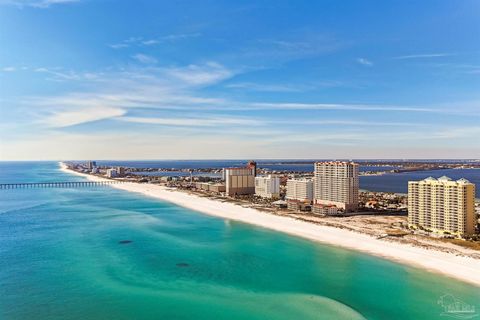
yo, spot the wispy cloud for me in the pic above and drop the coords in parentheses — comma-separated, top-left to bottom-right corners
(0, 0, 80, 8)
(118, 116, 263, 127)
(280, 119, 419, 127)
(161, 33, 201, 41)
(24, 62, 475, 134)
(43, 106, 126, 128)
(167, 62, 234, 86)
(34, 67, 102, 81)
(392, 53, 453, 60)
(109, 43, 129, 49)
(356, 58, 373, 66)
(225, 80, 344, 92)
(241, 35, 346, 64)
(132, 54, 158, 64)
(26, 62, 234, 127)
(1, 66, 16, 72)
(244, 102, 435, 112)
(226, 82, 306, 92)
(141, 40, 159, 46)
(109, 33, 201, 49)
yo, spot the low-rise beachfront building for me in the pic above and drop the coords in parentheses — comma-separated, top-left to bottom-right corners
(408, 176, 476, 237)
(287, 199, 311, 212)
(286, 179, 313, 202)
(224, 167, 255, 196)
(195, 182, 226, 193)
(209, 183, 226, 193)
(106, 168, 118, 178)
(314, 161, 359, 212)
(312, 204, 339, 216)
(255, 175, 280, 199)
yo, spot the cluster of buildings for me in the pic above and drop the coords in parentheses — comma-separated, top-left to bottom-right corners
(214, 161, 479, 238)
(81, 161, 127, 178)
(78, 159, 478, 238)
(223, 161, 360, 216)
(359, 191, 407, 212)
(283, 162, 359, 215)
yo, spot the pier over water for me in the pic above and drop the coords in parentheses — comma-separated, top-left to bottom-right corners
(0, 181, 124, 190)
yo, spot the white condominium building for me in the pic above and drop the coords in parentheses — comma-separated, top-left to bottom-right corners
(255, 175, 280, 198)
(408, 176, 476, 237)
(286, 179, 313, 202)
(224, 167, 255, 196)
(106, 168, 117, 178)
(314, 161, 359, 212)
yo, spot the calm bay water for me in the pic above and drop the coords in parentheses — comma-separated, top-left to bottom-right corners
(0, 162, 479, 319)
(360, 168, 480, 197)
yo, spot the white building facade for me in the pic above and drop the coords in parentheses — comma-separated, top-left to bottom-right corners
(255, 175, 280, 198)
(286, 179, 313, 202)
(314, 161, 359, 212)
(106, 168, 118, 178)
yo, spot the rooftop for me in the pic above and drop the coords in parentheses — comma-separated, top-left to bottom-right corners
(411, 176, 472, 184)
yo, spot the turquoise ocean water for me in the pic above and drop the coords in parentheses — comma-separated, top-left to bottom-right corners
(0, 162, 478, 320)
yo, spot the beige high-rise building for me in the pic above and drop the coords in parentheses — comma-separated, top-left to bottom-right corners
(286, 179, 313, 202)
(408, 176, 476, 237)
(255, 175, 280, 198)
(314, 161, 359, 212)
(224, 167, 255, 196)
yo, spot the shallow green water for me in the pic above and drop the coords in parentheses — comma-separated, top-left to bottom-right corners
(0, 162, 478, 319)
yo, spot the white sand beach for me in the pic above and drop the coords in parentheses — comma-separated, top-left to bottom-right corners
(60, 163, 480, 287)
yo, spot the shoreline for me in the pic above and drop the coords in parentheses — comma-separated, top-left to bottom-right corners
(59, 162, 480, 287)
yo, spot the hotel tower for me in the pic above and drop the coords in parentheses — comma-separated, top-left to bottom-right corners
(408, 176, 476, 237)
(313, 161, 359, 212)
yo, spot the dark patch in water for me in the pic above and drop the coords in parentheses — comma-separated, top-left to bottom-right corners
(118, 240, 133, 244)
(176, 262, 189, 267)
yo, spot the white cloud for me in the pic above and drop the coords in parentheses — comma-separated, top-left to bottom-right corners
(142, 40, 159, 46)
(118, 116, 263, 127)
(108, 33, 201, 49)
(251, 36, 344, 62)
(43, 106, 126, 128)
(34, 67, 103, 81)
(162, 33, 202, 41)
(245, 102, 434, 112)
(24, 63, 234, 129)
(356, 58, 373, 66)
(2, 66, 16, 72)
(132, 54, 158, 64)
(225, 80, 344, 92)
(109, 43, 129, 49)
(0, 0, 80, 8)
(167, 62, 234, 86)
(392, 53, 452, 60)
(226, 82, 306, 92)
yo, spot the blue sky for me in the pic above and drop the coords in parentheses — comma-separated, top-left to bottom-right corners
(0, 0, 479, 160)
